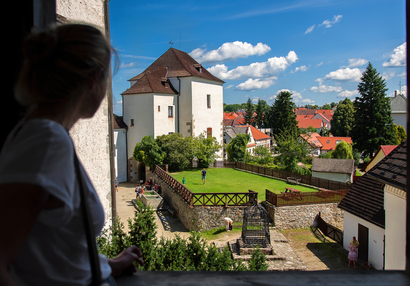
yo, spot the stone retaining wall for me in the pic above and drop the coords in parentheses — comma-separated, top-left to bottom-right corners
(262, 201, 343, 230)
(154, 174, 343, 231)
(154, 175, 246, 231)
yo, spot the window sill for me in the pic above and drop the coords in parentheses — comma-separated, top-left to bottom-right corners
(115, 270, 409, 286)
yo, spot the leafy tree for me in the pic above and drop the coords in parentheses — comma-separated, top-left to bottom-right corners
(330, 102, 337, 108)
(224, 103, 242, 113)
(275, 130, 310, 174)
(226, 133, 250, 162)
(251, 145, 273, 165)
(192, 132, 222, 168)
(133, 136, 164, 168)
(394, 124, 407, 144)
(156, 133, 193, 171)
(270, 91, 298, 136)
(330, 98, 355, 137)
(321, 103, 332, 110)
(351, 63, 396, 157)
(331, 140, 354, 160)
(244, 97, 255, 126)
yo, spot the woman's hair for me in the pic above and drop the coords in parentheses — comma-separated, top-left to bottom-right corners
(15, 24, 114, 106)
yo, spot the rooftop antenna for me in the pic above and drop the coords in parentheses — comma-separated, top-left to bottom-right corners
(399, 81, 402, 95)
(180, 31, 181, 50)
(169, 39, 174, 47)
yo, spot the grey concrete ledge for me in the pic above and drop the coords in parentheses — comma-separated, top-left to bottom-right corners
(115, 270, 409, 286)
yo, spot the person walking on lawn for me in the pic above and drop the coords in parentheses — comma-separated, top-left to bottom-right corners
(201, 168, 207, 184)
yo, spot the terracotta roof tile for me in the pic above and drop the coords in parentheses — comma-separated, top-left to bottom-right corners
(297, 118, 323, 128)
(249, 126, 270, 141)
(316, 137, 352, 151)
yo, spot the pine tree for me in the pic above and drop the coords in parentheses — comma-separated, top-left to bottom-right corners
(244, 97, 254, 126)
(330, 98, 355, 137)
(270, 90, 298, 137)
(255, 98, 264, 127)
(351, 63, 396, 157)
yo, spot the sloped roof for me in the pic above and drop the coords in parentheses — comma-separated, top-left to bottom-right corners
(122, 67, 178, 95)
(113, 114, 127, 129)
(249, 125, 270, 141)
(297, 118, 323, 129)
(316, 137, 352, 151)
(338, 173, 385, 228)
(295, 108, 317, 115)
(300, 133, 323, 148)
(389, 94, 407, 113)
(360, 145, 398, 172)
(312, 113, 331, 122)
(128, 48, 224, 83)
(367, 140, 407, 190)
(312, 158, 355, 174)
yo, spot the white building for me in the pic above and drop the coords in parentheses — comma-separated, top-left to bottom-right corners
(338, 141, 407, 270)
(312, 158, 355, 183)
(113, 114, 128, 182)
(122, 48, 224, 180)
(389, 91, 407, 131)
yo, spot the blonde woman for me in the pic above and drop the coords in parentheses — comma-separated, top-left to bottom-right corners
(0, 24, 143, 286)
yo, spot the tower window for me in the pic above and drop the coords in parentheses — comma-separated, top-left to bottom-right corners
(207, 94, 211, 108)
(168, 106, 173, 118)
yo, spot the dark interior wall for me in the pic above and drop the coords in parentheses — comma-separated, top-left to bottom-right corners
(1, 1, 56, 150)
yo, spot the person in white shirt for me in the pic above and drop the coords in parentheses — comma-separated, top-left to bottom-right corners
(0, 24, 143, 286)
(224, 217, 233, 231)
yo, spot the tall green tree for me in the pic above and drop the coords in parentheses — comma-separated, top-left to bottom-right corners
(156, 133, 193, 171)
(330, 98, 355, 137)
(133, 136, 164, 168)
(255, 98, 265, 127)
(351, 63, 396, 157)
(226, 133, 250, 162)
(270, 91, 298, 136)
(243, 97, 255, 126)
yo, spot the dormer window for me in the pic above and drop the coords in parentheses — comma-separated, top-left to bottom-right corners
(194, 63, 202, 73)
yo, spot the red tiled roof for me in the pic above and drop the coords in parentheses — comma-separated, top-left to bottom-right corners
(381, 145, 398, 156)
(297, 118, 323, 129)
(300, 133, 323, 148)
(249, 126, 270, 141)
(316, 137, 352, 151)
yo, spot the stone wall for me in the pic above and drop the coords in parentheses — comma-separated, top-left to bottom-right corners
(57, 0, 112, 225)
(262, 201, 343, 230)
(154, 175, 246, 231)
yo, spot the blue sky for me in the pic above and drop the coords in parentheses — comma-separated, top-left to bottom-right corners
(109, 0, 406, 115)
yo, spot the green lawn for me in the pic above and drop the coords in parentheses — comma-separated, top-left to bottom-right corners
(170, 168, 317, 202)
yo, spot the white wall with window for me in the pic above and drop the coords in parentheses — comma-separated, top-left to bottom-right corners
(153, 94, 177, 139)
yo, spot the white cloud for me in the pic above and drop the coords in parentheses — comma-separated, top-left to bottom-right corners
(382, 71, 396, 81)
(208, 51, 298, 80)
(113, 99, 122, 115)
(316, 62, 323, 67)
(235, 77, 277, 91)
(305, 25, 315, 34)
(345, 58, 367, 68)
(120, 62, 136, 68)
(121, 54, 156, 60)
(310, 84, 343, 93)
(301, 98, 315, 104)
(291, 65, 309, 73)
(274, 89, 305, 103)
(319, 15, 342, 28)
(398, 71, 407, 78)
(224, 84, 234, 89)
(337, 90, 358, 98)
(190, 41, 271, 64)
(323, 67, 362, 82)
(383, 42, 406, 67)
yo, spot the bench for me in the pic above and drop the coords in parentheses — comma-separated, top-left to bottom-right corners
(168, 207, 178, 217)
(287, 177, 301, 185)
(317, 189, 336, 199)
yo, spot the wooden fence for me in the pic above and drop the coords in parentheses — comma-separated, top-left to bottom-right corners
(265, 189, 349, 207)
(153, 165, 257, 207)
(235, 162, 351, 190)
(316, 212, 343, 244)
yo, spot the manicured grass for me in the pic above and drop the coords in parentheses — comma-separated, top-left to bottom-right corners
(355, 169, 362, 176)
(170, 168, 317, 202)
